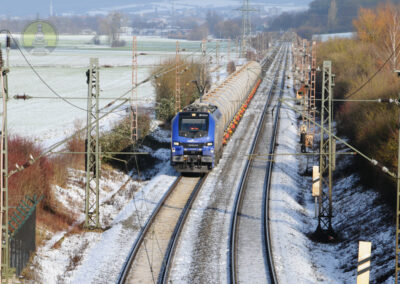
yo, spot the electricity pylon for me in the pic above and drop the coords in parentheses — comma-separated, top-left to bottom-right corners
(239, 0, 257, 57)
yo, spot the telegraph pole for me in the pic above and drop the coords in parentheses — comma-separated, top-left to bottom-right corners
(84, 58, 101, 229)
(175, 41, 181, 113)
(317, 60, 335, 237)
(0, 37, 13, 282)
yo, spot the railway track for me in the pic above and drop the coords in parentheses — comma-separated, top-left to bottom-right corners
(117, 174, 207, 284)
(228, 43, 289, 284)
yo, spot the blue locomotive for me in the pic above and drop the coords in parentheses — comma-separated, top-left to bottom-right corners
(171, 61, 262, 173)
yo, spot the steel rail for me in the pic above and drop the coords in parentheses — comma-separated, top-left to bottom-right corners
(116, 176, 182, 284)
(158, 174, 208, 284)
(261, 43, 289, 284)
(227, 44, 286, 284)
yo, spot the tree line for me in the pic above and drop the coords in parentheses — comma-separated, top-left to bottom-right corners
(269, 0, 400, 39)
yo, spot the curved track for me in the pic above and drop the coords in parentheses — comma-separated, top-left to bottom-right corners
(117, 174, 207, 284)
(228, 44, 289, 284)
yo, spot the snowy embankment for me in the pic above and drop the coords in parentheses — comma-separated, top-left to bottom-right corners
(30, 127, 177, 283)
(270, 53, 395, 283)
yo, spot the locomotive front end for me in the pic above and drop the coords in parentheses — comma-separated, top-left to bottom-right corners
(171, 112, 215, 173)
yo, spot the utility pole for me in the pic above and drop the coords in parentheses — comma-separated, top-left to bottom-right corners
(0, 37, 14, 282)
(84, 58, 101, 229)
(175, 41, 181, 113)
(131, 36, 138, 143)
(317, 60, 335, 237)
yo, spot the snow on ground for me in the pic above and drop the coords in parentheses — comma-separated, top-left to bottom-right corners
(270, 47, 396, 283)
(168, 45, 282, 283)
(68, 165, 177, 284)
(31, 160, 177, 283)
(29, 124, 174, 283)
(269, 52, 321, 282)
(5, 36, 232, 148)
(32, 167, 139, 283)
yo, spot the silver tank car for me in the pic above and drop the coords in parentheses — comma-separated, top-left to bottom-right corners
(200, 61, 262, 130)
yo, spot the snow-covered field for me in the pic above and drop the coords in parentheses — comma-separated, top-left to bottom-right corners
(4, 35, 233, 147)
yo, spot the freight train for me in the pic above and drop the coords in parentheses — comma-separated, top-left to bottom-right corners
(171, 61, 262, 173)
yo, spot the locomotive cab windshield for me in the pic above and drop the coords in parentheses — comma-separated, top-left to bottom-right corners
(178, 113, 209, 138)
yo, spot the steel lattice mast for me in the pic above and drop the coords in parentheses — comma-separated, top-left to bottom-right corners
(84, 58, 101, 229)
(317, 60, 335, 234)
(0, 39, 13, 282)
(308, 41, 317, 145)
(175, 41, 181, 113)
(131, 36, 138, 143)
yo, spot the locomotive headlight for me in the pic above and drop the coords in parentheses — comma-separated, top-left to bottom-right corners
(172, 148, 176, 152)
(173, 142, 180, 146)
(207, 142, 213, 146)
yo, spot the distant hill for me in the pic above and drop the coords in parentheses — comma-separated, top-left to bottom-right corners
(269, 0, 400, 39)
(2, 0, 312, 18)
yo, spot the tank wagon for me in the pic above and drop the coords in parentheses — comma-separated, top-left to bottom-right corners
(171, 61, 262, 173)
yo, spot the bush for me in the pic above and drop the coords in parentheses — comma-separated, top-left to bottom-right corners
(152, 59, 210, 122)
(8, 135, 74, 232)
(100, 111, 151, 155)
(66, 120, 85, 169)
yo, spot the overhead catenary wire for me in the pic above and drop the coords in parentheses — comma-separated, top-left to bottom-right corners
(344, 40, 400, 99)
(2, 35, 223, 174)
(280, 99, 397, 179)
(1, 29, 216, 115)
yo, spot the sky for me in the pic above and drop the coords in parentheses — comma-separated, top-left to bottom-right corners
(2, 0, 312, 18)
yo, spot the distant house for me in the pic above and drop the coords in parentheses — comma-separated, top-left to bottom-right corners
(312, 32, 355, 42)
(80, 29, 96, 35)
(120, 26, 133, 36)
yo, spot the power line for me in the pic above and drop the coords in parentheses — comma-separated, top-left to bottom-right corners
(345, 40, 400, 99)
(1, 30, 209, 115)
